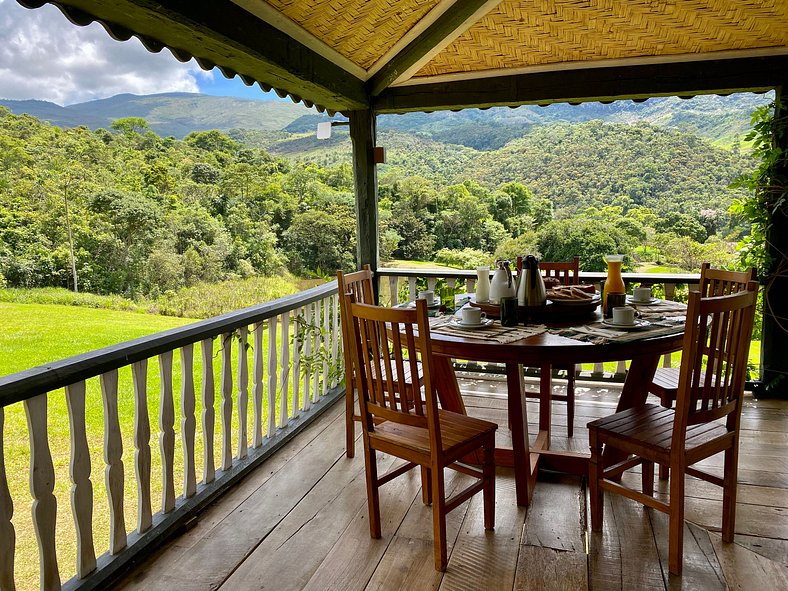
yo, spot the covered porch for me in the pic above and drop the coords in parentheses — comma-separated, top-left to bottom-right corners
(2, 2, 788, 590)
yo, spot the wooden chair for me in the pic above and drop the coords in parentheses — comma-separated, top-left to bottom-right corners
(650, 263, 756, 479)
(588, 280, 758, 575)
(517, 255, 581, 436)
(337, 266, 423, 458)
(346, 297, 497, 571)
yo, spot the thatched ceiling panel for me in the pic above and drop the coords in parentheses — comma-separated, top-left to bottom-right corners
(264, 0, 441, 70)
(415, 0, 788, 78)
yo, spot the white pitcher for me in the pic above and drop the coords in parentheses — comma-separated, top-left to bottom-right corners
(489, 260, 515, 304)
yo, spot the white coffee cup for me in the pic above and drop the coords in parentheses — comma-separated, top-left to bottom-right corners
(612, 306, 636, 325)
(632, 287, 652, 302)
(417, 290, 435, 305)
(461, 307, 486, 325)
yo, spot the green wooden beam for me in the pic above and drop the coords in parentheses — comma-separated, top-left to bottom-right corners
(20, 0, 367, 112)
(349, 110, 379, 292)
(368, 0, 499, 97)
(761, 85, 788, 397)
(373, 55, 788, 113)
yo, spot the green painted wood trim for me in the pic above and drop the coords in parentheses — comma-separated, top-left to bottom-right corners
(25, 0, 367, 111)
(373, 55, 788, 113)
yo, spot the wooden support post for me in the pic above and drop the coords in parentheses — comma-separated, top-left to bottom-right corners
(761, 86, 788, 397)
(349, 109, 379, 302)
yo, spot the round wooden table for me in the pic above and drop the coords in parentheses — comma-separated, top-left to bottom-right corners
(426, 311, 685, 506)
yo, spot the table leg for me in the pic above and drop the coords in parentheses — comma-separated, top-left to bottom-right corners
(432, 355, 465, 414)
(506, 363, 532, 506)
(539, 364, 552, 447)
(603, 353, 661, 469)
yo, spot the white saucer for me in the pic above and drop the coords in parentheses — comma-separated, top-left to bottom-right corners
(408, 299, 440, 309)
(626, 296, 659, 305)
(450, 317, 494, 330)
(601, 319, 651, 330)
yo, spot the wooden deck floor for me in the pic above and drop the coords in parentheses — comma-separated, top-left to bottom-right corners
(116, 374, 788, 591)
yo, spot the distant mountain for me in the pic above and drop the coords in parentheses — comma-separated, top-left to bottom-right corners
(0, 92, 311, 138)
(0, 90, 771, 146)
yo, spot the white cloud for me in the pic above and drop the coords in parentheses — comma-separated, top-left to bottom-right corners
(0, 0, 207, 105)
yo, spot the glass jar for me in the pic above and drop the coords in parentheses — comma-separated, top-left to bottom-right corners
(603, 254, 626, 315)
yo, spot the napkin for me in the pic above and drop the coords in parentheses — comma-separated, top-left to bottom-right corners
(429, 317, 546, 344)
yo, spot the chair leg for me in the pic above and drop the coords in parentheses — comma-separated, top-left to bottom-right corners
(566, 366, 575, 438)
(721, 445, 739, 543)
(642, 460, 654, 497)
(345, 378, 355, 458)
(421, 466, 432, 505)
(483, 438, 495, 531)
(589, 429, 603, 532)
(432, 466, 448, 571)
(668, 461, 685, 576)
(363, 445, 381, 539)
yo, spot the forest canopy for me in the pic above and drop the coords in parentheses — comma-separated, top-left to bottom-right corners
(0, 107, 755, 297)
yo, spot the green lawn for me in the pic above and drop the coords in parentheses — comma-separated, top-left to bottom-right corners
(1, 303, 315, 590)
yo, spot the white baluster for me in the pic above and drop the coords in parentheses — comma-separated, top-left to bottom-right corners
(322, 297, 330, 396)
(236, 327, 248, 460)
(158, 351, 176, 513)
(25, 394, 60, 590)
(465, 277, 475, 294)
(267, 316, 278, 438)
(292, 308, 302, 416)
(279, 313, 291, 427)
(200, 338, 216, 484)
(388, 276, 399, 306)
(101, 370, 127, 555)
(593, 362, 604, 375)
(616, 360, 627, 376)
(131, 361, 152, 534)
(220, 333, 233, 471)
(0, 407, 17, 590)
(252, 322, 264, 448)
(312, 301, 321, 404)
(408, 277, 417, 301)
(66, 381, 97, 578)
(303, 304, 312, 411)
(181, 345, 197, 498)
(330, 295, 339, 387)
(427, 277, 437, 292)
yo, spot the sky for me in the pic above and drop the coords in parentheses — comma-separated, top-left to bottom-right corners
(0, 0, 276, 105)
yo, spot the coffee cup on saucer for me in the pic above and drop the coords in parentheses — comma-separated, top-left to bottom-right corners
(612, 306, 636, 326)
(632, 287, 652, 303)
(418, 290, 436, 306)
(461, 307, 486, 326)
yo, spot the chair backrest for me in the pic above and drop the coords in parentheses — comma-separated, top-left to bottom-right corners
(698, 262, 757, 297)
(673, 280, 758, 437)
(516, 255, 580, 285)
(337, 265, 375, 376)
(346, 298, 440, 446)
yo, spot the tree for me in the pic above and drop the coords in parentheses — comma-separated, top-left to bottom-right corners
(537, 219, 635, 271)
(111, 117, 150, 136)
(283, 207, 356, 274)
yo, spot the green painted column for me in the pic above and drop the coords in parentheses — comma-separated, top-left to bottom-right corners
(761, 86, 788, 397)
(349, 109, 379, 300)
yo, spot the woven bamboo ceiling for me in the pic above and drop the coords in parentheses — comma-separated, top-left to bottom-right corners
(16, 0, 788, 114)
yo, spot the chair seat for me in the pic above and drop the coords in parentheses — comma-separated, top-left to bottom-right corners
(588, 404, 730, 464)
(371, 409, 497, 460)
(651, 367, 711, 402)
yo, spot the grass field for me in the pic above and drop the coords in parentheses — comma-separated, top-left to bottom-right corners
(0, 302, 320, 590)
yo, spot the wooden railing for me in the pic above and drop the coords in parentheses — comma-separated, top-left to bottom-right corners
(0, 282, 342, 591)
(376, 268, 700, 380)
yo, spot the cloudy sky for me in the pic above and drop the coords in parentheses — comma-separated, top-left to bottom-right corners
(0, 0, 274, 105)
